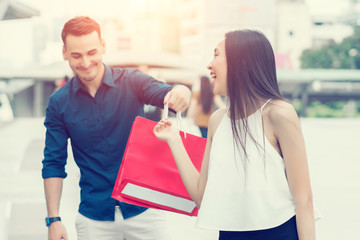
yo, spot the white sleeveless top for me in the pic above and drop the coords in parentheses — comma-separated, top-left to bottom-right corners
(196, 101, 297, 231)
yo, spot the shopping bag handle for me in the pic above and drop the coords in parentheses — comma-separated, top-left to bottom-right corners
(163, 103, 187, 138)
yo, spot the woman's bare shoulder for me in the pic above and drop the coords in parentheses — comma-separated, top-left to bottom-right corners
(263, 99, 300, 127)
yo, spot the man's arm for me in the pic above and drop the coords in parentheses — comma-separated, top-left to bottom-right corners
(44, 178, 63, 218)
(44, 178, 68, 240)
(42, 97, 69, 240)
(130, 69, 191, 112)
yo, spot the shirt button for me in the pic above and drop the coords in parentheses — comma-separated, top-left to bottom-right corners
(109, 169, 114, 174)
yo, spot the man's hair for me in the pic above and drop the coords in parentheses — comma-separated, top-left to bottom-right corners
(61, 16, 101, 46)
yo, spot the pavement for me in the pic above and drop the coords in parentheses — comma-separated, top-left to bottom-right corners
(0, 117, 359, 239)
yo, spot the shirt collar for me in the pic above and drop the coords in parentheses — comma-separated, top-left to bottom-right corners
(72, 64, 116, 92)
(102, 64, 116, 88)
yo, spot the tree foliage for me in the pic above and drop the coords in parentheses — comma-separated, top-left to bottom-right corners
(300, 27, 360, 69)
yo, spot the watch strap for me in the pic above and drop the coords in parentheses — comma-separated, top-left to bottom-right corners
(45, 216, 61, 227)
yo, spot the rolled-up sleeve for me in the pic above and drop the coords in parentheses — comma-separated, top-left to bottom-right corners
(42, 97, 69, 179)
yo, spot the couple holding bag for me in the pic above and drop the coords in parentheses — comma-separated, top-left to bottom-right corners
(111, 104, 206, 216)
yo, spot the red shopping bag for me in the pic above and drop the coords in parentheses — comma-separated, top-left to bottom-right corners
(111, 116, 206, 216)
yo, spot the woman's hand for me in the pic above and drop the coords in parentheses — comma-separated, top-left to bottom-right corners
(153, 119, 180, 144)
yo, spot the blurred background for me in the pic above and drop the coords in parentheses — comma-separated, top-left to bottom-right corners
(0, 0, 359, 239)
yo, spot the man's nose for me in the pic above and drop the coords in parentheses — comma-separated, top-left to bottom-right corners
(81, 57, 91, 68)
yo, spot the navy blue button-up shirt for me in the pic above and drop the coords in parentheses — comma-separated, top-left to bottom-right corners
(42, 64, 173, 221)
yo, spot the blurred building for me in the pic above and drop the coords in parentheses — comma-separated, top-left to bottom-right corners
(178, 0, 319, 71)
(340, 0, 360, 26)
(0, 0, 40, 68)
(2, 0, 360, 119)
(307, 0, 358, 50)
(0, 0, 39, 20)
(101, 0, 196, 86)
(131, 12, 179, 53)
(102, 0, 180, 54)
(0, 0, 40, 121)
(178, 0, 277, 72)
(311, 15, 353, 48)
(2, 0, 360, 72)
(276, 0, 312, 69)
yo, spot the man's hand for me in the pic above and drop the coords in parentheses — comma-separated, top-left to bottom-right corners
(164, 85, 191, 113)
(48, 221, 68, 240)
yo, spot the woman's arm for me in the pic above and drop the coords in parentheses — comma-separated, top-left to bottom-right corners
(269, 102, 315, 240)
(154, 108, 226, 207)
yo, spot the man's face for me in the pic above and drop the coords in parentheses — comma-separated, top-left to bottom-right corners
(62, 31, 105, 83)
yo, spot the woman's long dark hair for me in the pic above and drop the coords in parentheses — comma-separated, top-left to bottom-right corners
(225, 30, 283, 163)
(200, 76, 214, 114)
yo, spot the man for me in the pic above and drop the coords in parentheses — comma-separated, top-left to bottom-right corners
(42, 16, 191, 240)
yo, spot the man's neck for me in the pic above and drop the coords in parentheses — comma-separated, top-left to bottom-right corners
(80, 64, 105, 98)
(85, 81, 101, 98)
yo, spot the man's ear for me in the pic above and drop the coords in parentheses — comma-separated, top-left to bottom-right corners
(101, 39, 106, 54)
(62, 46, 68, 60)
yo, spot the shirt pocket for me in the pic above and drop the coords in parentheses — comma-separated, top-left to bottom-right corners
(65, 119, 97, 150)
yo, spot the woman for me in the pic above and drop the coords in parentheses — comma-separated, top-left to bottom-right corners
(154, 30, 317, 239)
(187, 76, 225, 138)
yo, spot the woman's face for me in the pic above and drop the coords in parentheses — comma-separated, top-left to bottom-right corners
(207, 39, 227, 96)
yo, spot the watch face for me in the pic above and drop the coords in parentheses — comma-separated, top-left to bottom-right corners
(45, 217, 51, 227)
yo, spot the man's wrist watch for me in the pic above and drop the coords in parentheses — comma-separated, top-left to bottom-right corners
(45, 217, 61, 227)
